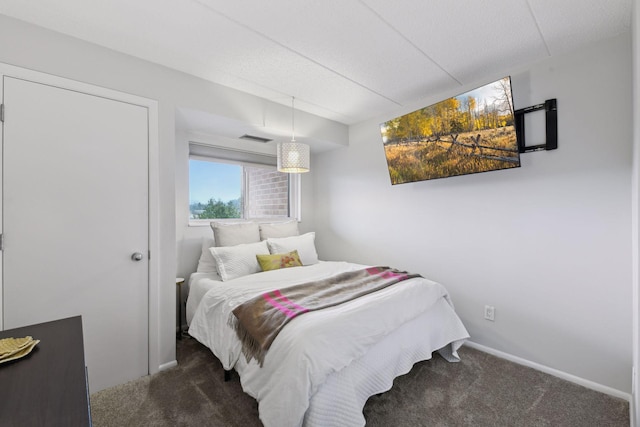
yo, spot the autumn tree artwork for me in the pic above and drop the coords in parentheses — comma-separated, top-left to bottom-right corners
(381, 77, 520, 184)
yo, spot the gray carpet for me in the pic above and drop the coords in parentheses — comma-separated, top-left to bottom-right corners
(91, 337, 629, 426)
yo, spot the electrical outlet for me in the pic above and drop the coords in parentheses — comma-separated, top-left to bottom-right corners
(484, 305, 495, 321)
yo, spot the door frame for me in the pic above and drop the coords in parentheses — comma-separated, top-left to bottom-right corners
(0, 63, 161, 376)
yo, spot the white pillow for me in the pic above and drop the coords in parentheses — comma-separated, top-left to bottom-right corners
(210, 240, 270, 281)
(259, 220, 300, 240)
(195, 237, 222, 280)
(210, 221, 260, 247)
(266, 232, 318, 266)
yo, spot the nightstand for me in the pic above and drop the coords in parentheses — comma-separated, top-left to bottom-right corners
(176, 277, 185, 340)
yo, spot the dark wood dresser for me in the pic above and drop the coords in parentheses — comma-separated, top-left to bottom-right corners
(0, 316, 91, 426)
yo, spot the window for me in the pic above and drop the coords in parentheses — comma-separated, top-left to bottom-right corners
(189, 159, 243, 219)
(188, 143, 300, 224)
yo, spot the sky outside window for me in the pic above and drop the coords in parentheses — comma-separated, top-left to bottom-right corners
(189, 159, 242, 204)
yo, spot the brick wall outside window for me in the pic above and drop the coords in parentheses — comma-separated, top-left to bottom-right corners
(246, 167, 289, 218)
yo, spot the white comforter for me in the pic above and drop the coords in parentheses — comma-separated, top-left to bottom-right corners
(189, 261, 463, 427)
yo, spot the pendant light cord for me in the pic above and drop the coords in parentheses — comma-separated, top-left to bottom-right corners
(291, 96, 296, 142)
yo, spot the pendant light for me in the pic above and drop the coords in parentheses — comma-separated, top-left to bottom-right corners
(277, 97, 310, 173)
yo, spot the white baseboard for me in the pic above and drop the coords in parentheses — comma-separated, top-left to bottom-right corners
(464, 340, 631, 402)
(159, 360, 177, 371)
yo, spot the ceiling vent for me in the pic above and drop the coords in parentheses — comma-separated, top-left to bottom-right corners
(239, 134, 273, 143)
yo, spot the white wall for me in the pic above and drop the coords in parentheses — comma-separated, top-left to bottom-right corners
(312, 33, 633, 393)
(632, 0, 639, 421)
(0, 14, 344, 371)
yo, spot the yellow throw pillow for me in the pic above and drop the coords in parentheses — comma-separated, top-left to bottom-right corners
(256, 250, 302, 272)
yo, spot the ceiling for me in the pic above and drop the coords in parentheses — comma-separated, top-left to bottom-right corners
(0, 0, 632, 126)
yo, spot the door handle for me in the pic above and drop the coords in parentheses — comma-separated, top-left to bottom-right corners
(131, 252, 144, 261)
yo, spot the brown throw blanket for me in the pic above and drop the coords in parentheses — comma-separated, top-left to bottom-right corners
(230, 266, 421, 365)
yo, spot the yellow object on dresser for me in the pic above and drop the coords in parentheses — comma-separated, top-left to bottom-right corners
(0, 336, 40, 363)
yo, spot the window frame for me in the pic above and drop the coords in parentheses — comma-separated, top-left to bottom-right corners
(188, 154, 301, 226)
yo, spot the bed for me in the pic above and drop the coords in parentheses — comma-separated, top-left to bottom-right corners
(186, 222, 469, 427)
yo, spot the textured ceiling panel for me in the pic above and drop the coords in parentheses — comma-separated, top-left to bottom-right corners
(362, 0, 549, 85)
(198, 0, 458, 105)
(204, 39, 399, 123)
(0, 0, 235, 86)
(527, 0, 632, 56)
(0, 0, 632, 129)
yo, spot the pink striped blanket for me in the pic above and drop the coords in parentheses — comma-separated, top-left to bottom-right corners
(230, 266, 420, 365)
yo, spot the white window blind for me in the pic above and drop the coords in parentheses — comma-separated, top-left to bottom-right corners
(189, 142, 277, 166)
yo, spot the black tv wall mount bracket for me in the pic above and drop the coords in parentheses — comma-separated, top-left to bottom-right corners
(514, 98, 557, 153)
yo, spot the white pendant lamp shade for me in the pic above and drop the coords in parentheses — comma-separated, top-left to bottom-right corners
(277, 96, 310, 173)
(277, 142, 310, 173)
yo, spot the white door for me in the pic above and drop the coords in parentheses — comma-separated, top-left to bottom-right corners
(2, 76, 149, 392)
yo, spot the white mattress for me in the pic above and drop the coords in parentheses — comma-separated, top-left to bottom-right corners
(187, 262, 469, 427)
(186, 272, 220, 325)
